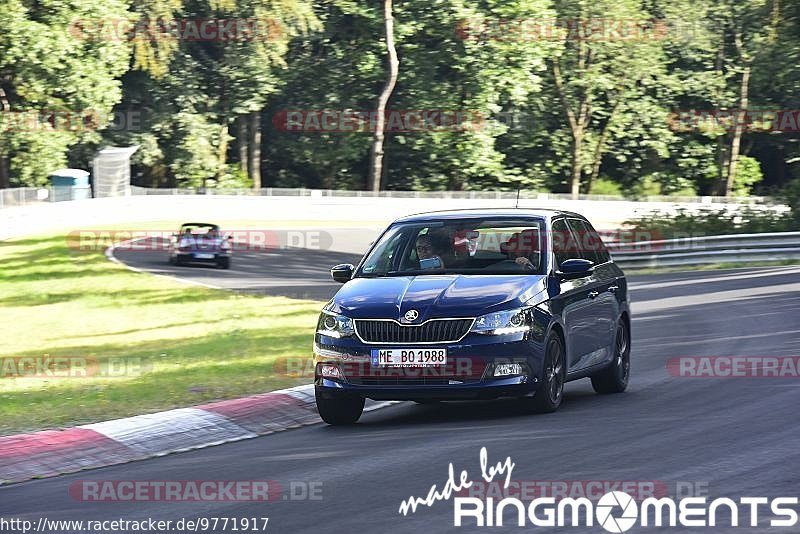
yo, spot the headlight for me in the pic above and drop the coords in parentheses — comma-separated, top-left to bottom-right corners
(471, 308, 530, 335)
(316, 311, 354, 338)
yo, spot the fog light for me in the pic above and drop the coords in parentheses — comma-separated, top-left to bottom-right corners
(320, 363, 342, 379)
(494, 363, 523, 377)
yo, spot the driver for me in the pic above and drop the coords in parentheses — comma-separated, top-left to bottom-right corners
(415, 234, 445, 269)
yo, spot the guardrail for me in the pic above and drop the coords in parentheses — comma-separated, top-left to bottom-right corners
(128, 186, 776, 205)
(609, 232, 800, 269)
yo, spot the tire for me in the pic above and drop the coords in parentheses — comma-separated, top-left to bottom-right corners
(591, 318, 631, 394)
(522, 331, 565, 413)
(316, 393, 364, 425)
(216, 256, 230, 269)
(169, 255, 176, 265)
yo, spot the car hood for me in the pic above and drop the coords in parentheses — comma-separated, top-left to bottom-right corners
(330, 274, 548, 320)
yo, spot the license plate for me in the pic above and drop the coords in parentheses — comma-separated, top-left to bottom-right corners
(370, 348, 447, 367)
(194, 253, 214, 259)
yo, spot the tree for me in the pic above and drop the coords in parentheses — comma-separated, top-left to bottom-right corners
(260, 1, 385, 189)
(0, 0, 132, 187)
(263, 0, 555, 192)
(548, 0, 671, 197)
(122, 0, 319, 188)
(656, 0, 783, 196)
(367, 0, 399, 192)
(381, 0, 555, 191)
(719, 0, 780, 196)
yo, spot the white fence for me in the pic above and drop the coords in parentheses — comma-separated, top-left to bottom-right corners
(0, 185, 782, 210)
(2, 189, 797, 269)
(0, 187, 50, 208)
(0, 189, 790, 247)
(128, 186, 776, 205)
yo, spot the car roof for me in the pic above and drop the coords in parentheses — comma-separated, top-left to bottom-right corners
(180, 222, 219, 228)
(393, 208, 586, 224)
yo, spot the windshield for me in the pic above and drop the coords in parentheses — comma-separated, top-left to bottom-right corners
(180, 224, 219, 235)
(357, 218, 545, 277)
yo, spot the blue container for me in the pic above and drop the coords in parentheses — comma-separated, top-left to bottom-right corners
(49, 170, 91, 201)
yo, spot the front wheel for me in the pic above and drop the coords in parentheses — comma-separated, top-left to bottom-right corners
(316, 393, 364, 425)
(216, 256, 230, 269)
(591, 318, 630, 394)
(522, 331, 565, 413)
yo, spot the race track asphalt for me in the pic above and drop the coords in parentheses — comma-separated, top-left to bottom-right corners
(3, 241, 799, 533)
(112, 234, 366, 300)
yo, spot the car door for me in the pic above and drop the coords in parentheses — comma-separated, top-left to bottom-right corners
(549, 218, 599, 373)
(566, 218, 618, 368)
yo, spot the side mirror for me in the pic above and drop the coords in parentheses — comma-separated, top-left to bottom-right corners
(557, 258, 594, 280)
(331, 263, 355, 284)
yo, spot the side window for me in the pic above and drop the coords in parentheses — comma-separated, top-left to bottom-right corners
(584, 220, 611, 264)
(551, 218, 575, 268)
(361, 230, 406, 274)
(567, 218, 609, 265)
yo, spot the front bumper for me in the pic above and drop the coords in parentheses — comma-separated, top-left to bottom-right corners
(313, 330, 547, 401)
(176, 251, 229, 262)
(316, 375, 536, 401)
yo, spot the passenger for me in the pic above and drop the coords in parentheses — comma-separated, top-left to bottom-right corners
(509, 229, 539, 270)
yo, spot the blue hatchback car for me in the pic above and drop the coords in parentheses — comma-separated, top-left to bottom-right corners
(314, 209, 631, 424)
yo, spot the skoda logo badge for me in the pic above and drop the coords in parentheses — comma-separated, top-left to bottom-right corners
(404, 309, 419, 322)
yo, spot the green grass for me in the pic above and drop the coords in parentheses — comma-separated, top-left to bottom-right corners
(0, 233, 323, 436)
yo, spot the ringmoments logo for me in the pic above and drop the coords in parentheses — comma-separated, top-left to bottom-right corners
(595, 491, 638, 532)
(398, 448, 800, 531)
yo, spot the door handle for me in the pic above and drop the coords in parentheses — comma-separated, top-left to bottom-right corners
(608, 285, 619, 293)
(588, 291, 600, 299)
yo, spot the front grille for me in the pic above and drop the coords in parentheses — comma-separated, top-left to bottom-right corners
(354, 318, 473, 344)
